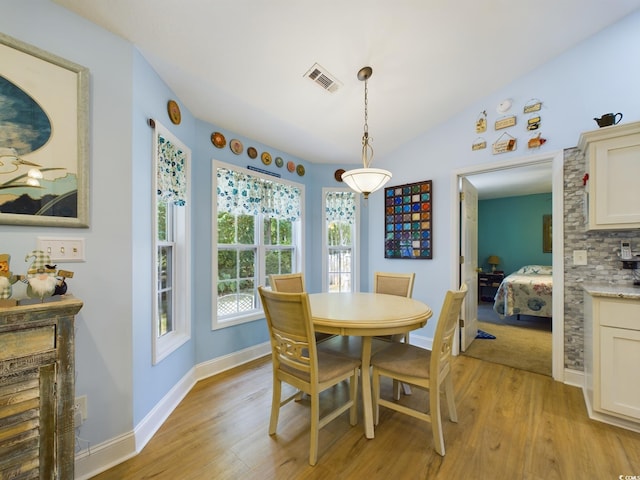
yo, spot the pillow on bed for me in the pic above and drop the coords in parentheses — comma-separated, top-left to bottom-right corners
(516, 265, 552, 275)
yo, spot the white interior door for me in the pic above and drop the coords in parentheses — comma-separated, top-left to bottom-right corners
(460, 177, 478, 351)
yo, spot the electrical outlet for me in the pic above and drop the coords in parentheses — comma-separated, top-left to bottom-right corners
(573, 250, 588, 266)
(74, 395, 88, 425)
(37, 237, 86, 262)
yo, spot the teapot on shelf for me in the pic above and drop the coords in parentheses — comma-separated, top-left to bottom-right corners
(594, 112, 623, 127)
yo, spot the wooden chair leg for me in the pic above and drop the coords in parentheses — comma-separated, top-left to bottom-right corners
(269, 377, 281, 435)
(372, 369, 380, 425)
(444, 375, 458, 422)
(349, 372, 359, 426)
(309, 393, 320, 466)
(430, 386, 445, 456)
(393, 379, 401, 400)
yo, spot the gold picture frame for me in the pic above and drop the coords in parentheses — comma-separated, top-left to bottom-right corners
(0, 32, 89, 227)
(543, 214, 552, 253)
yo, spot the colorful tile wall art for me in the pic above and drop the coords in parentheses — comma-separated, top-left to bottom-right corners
(384, 180, 432, 259)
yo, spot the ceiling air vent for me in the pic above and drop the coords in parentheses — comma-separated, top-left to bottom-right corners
(304, 63, 342, 93)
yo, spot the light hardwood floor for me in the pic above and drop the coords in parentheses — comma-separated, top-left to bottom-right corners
(91, 355, 640, 479)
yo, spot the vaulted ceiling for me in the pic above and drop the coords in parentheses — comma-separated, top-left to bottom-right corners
(53, 0, 640, 167)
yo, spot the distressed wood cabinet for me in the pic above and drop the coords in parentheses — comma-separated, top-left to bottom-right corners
(0, 297, 83, 479)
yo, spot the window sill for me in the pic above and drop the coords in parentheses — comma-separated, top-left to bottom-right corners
(213, 310, 265, 330)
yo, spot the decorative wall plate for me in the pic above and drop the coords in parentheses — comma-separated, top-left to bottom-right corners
(334, 169, 345, 182)
(261, 151, 272, 165)
(211, 132, 226, 148)
(230, 139, 243, 155)
(496, 99, 512, 113)
(167, 100, 181, 125)
(287, 161, 295, 172)
(247, 146, 257, 159)
(275, 156, 283, 167)
(296, 164, 305, 176)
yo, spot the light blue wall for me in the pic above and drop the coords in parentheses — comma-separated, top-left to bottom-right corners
(478, 193, 553, 275)
(1, 0, 362, 450)
(2, 0, 640, 466)
(366, 9, 640, 340)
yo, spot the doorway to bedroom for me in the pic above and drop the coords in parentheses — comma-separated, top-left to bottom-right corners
(453, 151, 564, 379)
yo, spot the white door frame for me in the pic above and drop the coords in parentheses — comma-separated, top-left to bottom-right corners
(450, 150, 565, 381)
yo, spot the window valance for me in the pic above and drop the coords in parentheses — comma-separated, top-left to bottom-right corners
(325, 191, 356, 224)
(156, 130, 187, 206)
(216, 167, 301, 221)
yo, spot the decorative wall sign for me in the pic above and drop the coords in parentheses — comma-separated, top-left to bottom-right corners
(493, 132, 517, 154)
(527, 115, 541, 131)
(495, 115, 517, 130)
(475, 110, 487, 133)
(384, 180, 432, 259)
(524, 98, 542, 113)
(472, 137, 487, 151)
(247, 165, 281, 178)
(0, 32, 89, 227)
(527, 133, 547, 149)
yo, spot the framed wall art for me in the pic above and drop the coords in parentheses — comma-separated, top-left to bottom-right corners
(0, 33, 89, 227)
(384, 180, 432, 259)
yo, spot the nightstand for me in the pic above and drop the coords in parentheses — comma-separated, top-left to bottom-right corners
(477, 272, 504, 302)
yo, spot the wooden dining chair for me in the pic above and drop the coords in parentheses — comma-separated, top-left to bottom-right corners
(316, 272, 417, 384)
(269, 272, 305, 293)
(373, 271, 415, 342)
(258, 286, 361, 466)
(371, 283, 468, 456)
(270, 273, 334, 343)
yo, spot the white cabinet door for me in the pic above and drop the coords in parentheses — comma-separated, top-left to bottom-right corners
(600, 325, 640, 420)
(579, 121, 640, 230)
(591, 133, 640, 228)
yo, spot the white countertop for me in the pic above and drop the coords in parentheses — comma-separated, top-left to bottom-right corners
(583, 283, 640, 300)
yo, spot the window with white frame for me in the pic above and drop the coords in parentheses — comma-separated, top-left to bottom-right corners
(322, 188, 359, 292)
(213, 162, 303, 328)
(153, 122, 191, 364)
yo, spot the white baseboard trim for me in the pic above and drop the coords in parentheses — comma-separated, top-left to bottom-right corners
(409, 332, 433, 350)
(562, 368, 584, 388)
(74, 341, 271, 480)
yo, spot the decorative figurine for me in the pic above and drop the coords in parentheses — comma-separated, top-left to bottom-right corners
(0, 253, 19, 300)
(24, 250, 57, 300)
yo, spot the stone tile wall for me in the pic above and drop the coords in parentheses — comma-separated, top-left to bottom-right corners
(563, 147, 639, 370)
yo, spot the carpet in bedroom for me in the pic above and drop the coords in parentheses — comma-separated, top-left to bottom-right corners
(462, 303, 552, 376)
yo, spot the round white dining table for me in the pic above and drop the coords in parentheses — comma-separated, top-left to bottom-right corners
(308, 292, 433, 439)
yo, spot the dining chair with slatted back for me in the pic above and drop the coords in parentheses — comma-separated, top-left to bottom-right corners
(374, 271, 415, 298)
(269, 272, 305, 293)
(374, 271, 415, 343)
(371, 283, 468, 456)
(258, 286, 361, 466)
(270, 273, 334, 344)
(373, 271, 417, 397)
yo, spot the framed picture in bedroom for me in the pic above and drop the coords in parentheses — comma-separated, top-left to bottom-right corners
(0, 33, 90, 227)
(384, 180, 432, 259)
(543, 214, 552, 253)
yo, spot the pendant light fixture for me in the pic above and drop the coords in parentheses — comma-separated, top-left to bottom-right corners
(341, 66, 392, 199)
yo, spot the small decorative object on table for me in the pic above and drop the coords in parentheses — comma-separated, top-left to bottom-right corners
(24, 250, 57, 300)
(0, 254, 20, 306)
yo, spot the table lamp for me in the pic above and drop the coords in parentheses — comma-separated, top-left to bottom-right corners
(487, 255, 500, 272)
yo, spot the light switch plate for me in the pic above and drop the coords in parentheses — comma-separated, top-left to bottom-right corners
(37, 237, 86, 262)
